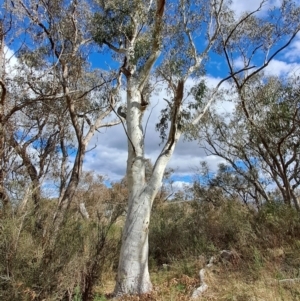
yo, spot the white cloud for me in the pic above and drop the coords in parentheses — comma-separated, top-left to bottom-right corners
(284, 35, 300, 62)
(83, 125, 128, 181)
(4, 46, 19, 75)
(230, 0, 281, 17)
(233, 57, 246, 70)
(264, 59, 300, 77)
(82, 76, 231, 183)
(172, 180, 191, 190)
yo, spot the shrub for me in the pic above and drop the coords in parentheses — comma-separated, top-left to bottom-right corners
(149, 197, 300, 272)
(0, 202, 123, 301)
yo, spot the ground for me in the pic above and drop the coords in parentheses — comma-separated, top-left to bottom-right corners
(95, 249, 300, 301)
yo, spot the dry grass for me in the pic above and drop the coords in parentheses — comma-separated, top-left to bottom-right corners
(199, 267, 300, 301)
(96, 255, 300, 301)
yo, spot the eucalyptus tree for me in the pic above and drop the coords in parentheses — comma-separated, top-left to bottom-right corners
(93, 0, 300, 295)
(0, 18, 10, 212)
(1, 0, 120, 236)
(0, 1, 25, 213)
(8, 101, 61, 209)
(198, 75, 300, 210)
(0, 2, 44, 213)
(192, 160, 268, 209)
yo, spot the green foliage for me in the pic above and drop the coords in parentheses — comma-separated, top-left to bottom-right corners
(188, 80, 207, 109)
(93, 0, 155, 67)
(155, 106, 171, 143)
(155, 80, 207, 143)
(73, 286, 82, 301)
(92, 294, 107, 301)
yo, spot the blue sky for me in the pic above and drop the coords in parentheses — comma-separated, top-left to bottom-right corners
(4, 0, 300, 191)
(80, 0, 300, 191)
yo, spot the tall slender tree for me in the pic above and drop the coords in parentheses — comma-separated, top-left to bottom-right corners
(94, 0, 300, 295)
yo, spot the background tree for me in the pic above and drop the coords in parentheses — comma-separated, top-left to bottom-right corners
(198, 75, 300, 210)
(0, 1, 27, 214)
(1, 0, 121, 248)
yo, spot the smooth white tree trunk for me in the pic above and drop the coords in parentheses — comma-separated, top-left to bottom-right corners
(114, 83, 152, 294)
(115, 152, 179, 295)
(115, 192, 153, 294)
(114, 70, 182, 294)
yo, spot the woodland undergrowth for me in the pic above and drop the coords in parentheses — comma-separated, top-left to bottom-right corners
(1, 191, 299, 301)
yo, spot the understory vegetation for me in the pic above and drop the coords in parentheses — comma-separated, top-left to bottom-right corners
(1, 178, 300, 300)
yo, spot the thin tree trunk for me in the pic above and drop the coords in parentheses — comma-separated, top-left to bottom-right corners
(0, 21, 9, 214)
(52, 145, 85, 233)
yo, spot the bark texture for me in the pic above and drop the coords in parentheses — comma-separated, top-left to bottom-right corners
(115, 193, 153, 294)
